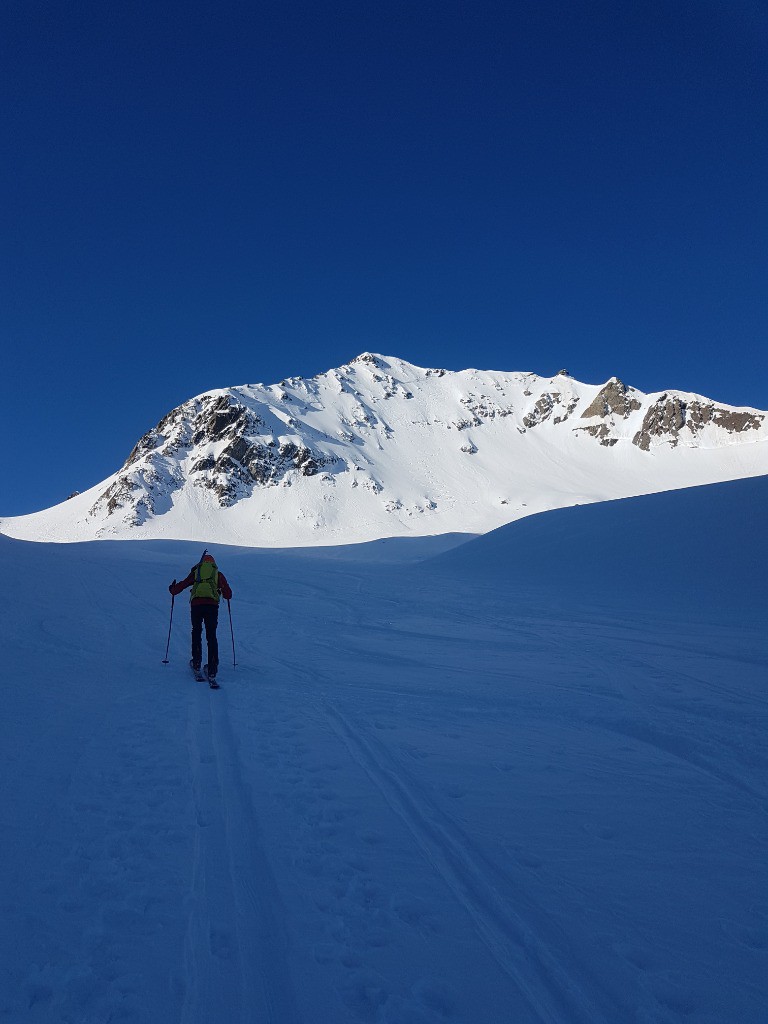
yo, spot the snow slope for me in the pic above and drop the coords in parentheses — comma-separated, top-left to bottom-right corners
(427, 475, 768, 620)
(3, 355, 767, 546)
(2, 476, 766, 1023)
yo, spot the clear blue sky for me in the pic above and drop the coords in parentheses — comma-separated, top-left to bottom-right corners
(2, 0, 766, 515)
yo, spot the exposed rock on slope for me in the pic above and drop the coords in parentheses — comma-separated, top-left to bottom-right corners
(581, 378, 642, 420)
(633, 394, 764, 451)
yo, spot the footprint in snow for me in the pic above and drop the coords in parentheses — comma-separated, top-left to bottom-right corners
(391, 893, 439, 934)
(339, 968, 390, 1020)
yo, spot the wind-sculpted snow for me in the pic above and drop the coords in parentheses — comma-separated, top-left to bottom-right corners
(1, 476, 766, 1022)
(2, 354, 766, 545)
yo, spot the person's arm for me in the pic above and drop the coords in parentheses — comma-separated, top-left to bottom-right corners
(218, 572, 233, 600)
(169, 571, 194, 596)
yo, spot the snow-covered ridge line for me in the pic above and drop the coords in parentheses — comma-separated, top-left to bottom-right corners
(2, 353, 767, 545)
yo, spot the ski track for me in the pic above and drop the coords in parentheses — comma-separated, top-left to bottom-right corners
(319, 696, 637, 1024)
(237, 659, 529, 1024)
(182, 679, 298, 1024)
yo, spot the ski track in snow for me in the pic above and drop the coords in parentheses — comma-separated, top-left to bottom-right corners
(321, 696, 622, 1024)
(182, 681, 297, 1024)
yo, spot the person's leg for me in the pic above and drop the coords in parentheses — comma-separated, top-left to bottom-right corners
(191, 606, 204, 669)
(203, 605, 220, 676)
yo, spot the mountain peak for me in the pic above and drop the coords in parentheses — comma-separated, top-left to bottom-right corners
(350, 351, 386, 367)
(2, 357, 766, 546)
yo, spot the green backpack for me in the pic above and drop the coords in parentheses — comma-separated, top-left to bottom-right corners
(190, 560, 220, 602)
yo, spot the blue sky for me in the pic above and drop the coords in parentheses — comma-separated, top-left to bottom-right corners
(2, 0, 766, 516)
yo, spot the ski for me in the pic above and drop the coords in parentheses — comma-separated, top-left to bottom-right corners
(204, 665, 220, 689)
(190, 659, 205, 682)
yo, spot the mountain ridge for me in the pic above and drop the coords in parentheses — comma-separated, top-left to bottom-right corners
(3, 353, 766, 545)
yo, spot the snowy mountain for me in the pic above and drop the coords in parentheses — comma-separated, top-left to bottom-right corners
(3, 353, 767, 545)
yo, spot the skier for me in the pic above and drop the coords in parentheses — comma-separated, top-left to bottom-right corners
(169, 551, 233, 685)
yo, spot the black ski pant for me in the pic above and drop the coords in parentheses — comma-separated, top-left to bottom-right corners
(191, 604, 219, 675)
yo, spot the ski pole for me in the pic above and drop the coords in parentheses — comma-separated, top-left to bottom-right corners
(227, 598, 237, 668)
(162, 589, 175, 664)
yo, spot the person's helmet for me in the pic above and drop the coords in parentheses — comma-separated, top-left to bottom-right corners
(202, 553, 215, 563)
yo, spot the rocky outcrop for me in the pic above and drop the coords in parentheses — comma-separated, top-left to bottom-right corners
(632, 395, 764, 451)
(458, 394, 515, 424)
(192, 437, 329, 506)
(581, 378, 642, 421)
(191, 395, 263, 445)
(91, 391, 333, 518)
(522, 392, 579, 428)
(572, 379, 642, 445)
(577, 424, 619, 447)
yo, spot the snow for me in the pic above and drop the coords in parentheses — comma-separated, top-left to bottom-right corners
(2, 356, 767, 547)
(2, 476, 766, 1023)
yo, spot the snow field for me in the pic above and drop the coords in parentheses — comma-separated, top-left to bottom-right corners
(2, 478, 767, 1023)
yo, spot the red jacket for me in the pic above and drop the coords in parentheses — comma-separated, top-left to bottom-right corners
(170, 568, 232, 605)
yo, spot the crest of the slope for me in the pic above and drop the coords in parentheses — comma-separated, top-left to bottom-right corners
(216, 355, 622, 405)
